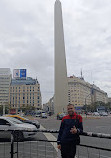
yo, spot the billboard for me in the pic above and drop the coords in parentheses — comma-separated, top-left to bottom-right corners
(20, 69, 26, 79)
(13, 69, 27, 79)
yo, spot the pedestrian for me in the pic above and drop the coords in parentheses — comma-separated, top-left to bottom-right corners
(57, 104, 83, 158)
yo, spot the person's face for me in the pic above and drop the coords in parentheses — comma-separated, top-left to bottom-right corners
(67, 105, 75, 116)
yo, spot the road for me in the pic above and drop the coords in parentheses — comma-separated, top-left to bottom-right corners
(36, 115, 111, 147)
(34, 115, 111, 158)
(0, 115, 111, 158)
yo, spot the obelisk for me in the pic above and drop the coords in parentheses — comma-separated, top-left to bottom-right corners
(54, 0, 68, 114)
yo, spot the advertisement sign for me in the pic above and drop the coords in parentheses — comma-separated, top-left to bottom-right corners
(75, 106, 82, 112)
(20, 69, 26, 79)
(13, 69, 27, 79)
(13, 69, 20, 78)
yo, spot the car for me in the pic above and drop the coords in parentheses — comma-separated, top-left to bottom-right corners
(5, 115, 40, 129)
(57, 113, 66, 120)
(35, 111, 41, 117)
(93, 112, 100, 116)
(99, 112, 108, 116)
(41, 113, 47, 118)
(87, 112, 92, 115)
(0, 116, 37, 141)
(35, 114, 41, 117)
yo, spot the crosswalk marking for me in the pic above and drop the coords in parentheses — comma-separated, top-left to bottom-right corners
(40, 125, 58, 152)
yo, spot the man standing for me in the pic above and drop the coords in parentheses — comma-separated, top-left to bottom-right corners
(57, 104, 83, 158)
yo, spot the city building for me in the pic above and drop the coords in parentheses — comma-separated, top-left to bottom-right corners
(0, 68, 12, 114)
(108, 97, 111, 103)
(108, 97, 111, 109)
(9, 77, 42, 113)
(68, 75, 108, 110)
(43, 96, 54, 115)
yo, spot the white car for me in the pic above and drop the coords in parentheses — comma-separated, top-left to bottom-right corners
(0, 116, 37, 141)
(100, 112, 108, 116)
(93, 112, 100, 116)
(41, 113, 47, 118)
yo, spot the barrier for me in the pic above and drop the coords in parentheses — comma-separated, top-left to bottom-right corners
(0, 129, 111, 158)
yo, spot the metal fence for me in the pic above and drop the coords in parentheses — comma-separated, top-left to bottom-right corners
(0, 129, 111, 158)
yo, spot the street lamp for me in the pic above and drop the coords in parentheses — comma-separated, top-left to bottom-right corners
(85, 94, 91, 118)
(85, 84, 94, 117)
(0, 101, 6, 115)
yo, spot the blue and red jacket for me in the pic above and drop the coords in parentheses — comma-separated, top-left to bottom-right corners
(57, 113, 83, 145)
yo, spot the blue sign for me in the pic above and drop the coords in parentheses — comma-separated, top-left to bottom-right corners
(75, 107, 82, 111)
(20, 69, 26, 78)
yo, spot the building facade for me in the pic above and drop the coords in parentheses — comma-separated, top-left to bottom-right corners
(9, 77, 42, 113)
(43, 96, 54, 115)
(68, 75, 108, 108)
(0, 68, 12, 112)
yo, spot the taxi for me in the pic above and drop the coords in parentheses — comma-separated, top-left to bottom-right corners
(5, 115, 40, 129)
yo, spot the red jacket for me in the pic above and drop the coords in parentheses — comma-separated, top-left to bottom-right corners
(57, 113, 83, 145)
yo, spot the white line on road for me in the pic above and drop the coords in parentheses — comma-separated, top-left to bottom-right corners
(40, 125, 78, 158)
(40, 125, 58, 152)
(40, 125, 111, 158)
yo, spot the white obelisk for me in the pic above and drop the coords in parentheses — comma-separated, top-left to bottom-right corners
(54, 0, 68, 114)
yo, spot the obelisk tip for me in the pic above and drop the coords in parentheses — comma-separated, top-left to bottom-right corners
(55, 0, 61, 4)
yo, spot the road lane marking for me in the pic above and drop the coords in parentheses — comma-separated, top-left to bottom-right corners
(40, 125, 58, 152)
(40, 125, 78, 158)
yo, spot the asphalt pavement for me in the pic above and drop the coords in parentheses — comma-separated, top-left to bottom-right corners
(34, 115, 111, 158)
(0, 115, 111, 158)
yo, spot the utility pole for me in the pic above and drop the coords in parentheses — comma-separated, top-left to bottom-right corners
(3, 102, 5, 115)
(85, 84, 94, 118)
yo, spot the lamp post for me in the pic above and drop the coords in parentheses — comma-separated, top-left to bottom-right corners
(3, 103, 5, 115)
(85, 84, 94, 118)
(85, 94, 90, 118)
(0, 101, 6, 115)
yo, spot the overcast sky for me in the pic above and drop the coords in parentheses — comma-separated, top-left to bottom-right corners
(0, 0, 111, 103)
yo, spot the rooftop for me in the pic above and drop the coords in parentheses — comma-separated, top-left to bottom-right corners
(11, 77, 39, 85)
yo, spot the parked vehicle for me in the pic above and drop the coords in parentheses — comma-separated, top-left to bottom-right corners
(35, 111, 41, 117)
(35, 114, 41, 117)
(5, 115, 40, 129)
(99, 112, 108, 116)
(41, 113, 47, 118)
(57, 113, 66, 120)
(86, 112, 92, 115)
(0, 117, 37, 141)
(93, 112, 100, 116)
